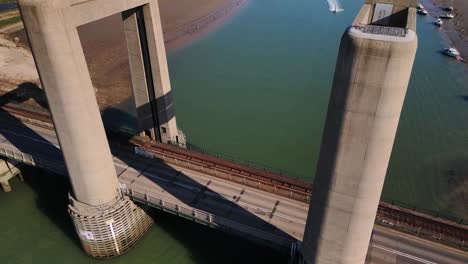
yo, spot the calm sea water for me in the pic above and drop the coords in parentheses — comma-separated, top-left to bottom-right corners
(1, 0, 467, 263)
(168, 0, 468, 219)
(0, 172, 286, 263)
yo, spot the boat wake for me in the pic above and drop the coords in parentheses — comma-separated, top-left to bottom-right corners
(327, 0, 344, 12)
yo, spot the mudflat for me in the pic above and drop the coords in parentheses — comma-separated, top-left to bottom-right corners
(427, 0, 468, 59)
(0, 0, 247, 110)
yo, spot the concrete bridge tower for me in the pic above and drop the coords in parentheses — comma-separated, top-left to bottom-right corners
(302, 1, 418, 263)
(17, 0, 181, 258)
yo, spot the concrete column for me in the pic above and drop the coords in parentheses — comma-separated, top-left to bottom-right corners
(142, 1, 182, 144)
(1, 182, 12, 192)
(122, 10, 158, 140)
(302, 1, 417, 264)
(18, 0, 153, 258)
(19, 1, 119, 206)
(122, 1, 184, 144)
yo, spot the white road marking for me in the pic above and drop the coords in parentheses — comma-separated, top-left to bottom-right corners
(371, 244, 438, 264)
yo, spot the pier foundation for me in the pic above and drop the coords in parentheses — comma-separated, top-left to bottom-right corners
(69, 194, 153, 258)
(302, 1, 418, 263)
(0, 159, 23, 192)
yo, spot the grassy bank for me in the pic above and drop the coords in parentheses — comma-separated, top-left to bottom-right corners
(0, 15, 20, 28)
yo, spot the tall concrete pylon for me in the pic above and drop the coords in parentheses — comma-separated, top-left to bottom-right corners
(122, 6, 184, 144)
(302, 1, 418, 263)
(16, 0, 183, 258)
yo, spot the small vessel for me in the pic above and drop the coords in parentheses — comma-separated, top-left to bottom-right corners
(444, 6, 454, 12)
(328, 0, 344, 13)
(443, 47, 460, 57)
(434, 18, 443, 26)
(440, 13, 455, 19)
(417, 3, 424, 9)
(417, 8, 428, 15)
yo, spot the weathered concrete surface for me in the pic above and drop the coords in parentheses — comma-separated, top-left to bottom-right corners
(16, 0, 174, 258)
(302, 1, 418, 264)
(19, 0, 120, 206)
(123, 6, 182, 143)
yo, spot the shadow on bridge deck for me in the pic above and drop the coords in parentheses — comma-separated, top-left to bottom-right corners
(0, 83, 294, 261)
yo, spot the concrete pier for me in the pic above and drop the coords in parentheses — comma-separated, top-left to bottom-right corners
(17, 0, 162, 258)
(302, 1, 418, 263)
(123, 5, 184, 144)
(0, 159, 22, 192)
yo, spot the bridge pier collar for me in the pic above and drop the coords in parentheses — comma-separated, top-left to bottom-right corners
(68, 194, 153, 258)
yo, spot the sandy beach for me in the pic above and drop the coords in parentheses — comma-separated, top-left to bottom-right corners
(0, 0, 248, 110)
(425, 0, 468, 59)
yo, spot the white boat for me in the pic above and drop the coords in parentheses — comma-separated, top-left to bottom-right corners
(328, 0, 344, 13)
(417, 3, 424, 9)
(443, 48, 460, 57)
(440, 13, 455, 19)
(417, 8, 428, 15)
(435, 18, 443, 26)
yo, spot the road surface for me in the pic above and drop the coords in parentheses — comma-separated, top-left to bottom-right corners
(0, 119, 467, 263)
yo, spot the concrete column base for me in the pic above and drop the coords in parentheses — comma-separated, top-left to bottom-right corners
(1, 181, 12, 192)
(68, 194, 153, 258)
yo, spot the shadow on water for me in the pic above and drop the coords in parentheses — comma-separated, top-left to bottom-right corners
(151, 212, 287, 264)
(426, 159, 468, 221)
(0, 83, 292, 262)
(22, 166, 83, 249)
(459, 95, 468, 102)
(0, 83, 80, 248)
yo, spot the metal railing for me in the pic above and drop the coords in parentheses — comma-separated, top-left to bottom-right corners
(383, 199, 466, 225)
(1, 142, 466, 251)
(112, 142, 312, 203)
(167, 140, 308, 180)
(0, 145, 65, 174)
(126, 188, 296, 250)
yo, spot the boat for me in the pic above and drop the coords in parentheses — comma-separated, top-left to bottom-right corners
(328, 0, 344, 13)
(444, 6, 454, 12)
(443, 48, 460, 57)
(417, 3, 424, 9)
(434, 18, 443, 26)
(440, 13, 455, 19)
(417, 8, 428, 15)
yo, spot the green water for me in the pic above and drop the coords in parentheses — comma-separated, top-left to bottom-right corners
(1, 0, 467, 263)
(0, 171, 286, 263)
(169, 0, 468, 219)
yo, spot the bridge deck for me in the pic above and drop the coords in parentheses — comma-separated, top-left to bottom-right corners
(0, 117, 467, 263)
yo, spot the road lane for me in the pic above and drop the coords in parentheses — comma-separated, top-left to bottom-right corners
(0, 121, 467, 263)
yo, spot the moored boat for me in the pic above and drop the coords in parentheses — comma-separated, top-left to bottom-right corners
(434, 18, 443, 26)
(444, 6, 454, 12)
(443, 47, 460, 58)
(440, 13, 455, 19)
(417, 8, 428, 15)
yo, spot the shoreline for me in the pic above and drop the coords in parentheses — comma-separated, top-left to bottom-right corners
(164, 0, 249, 52)
(423, 0, 468, 61)
(0, 0, 250, 110)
